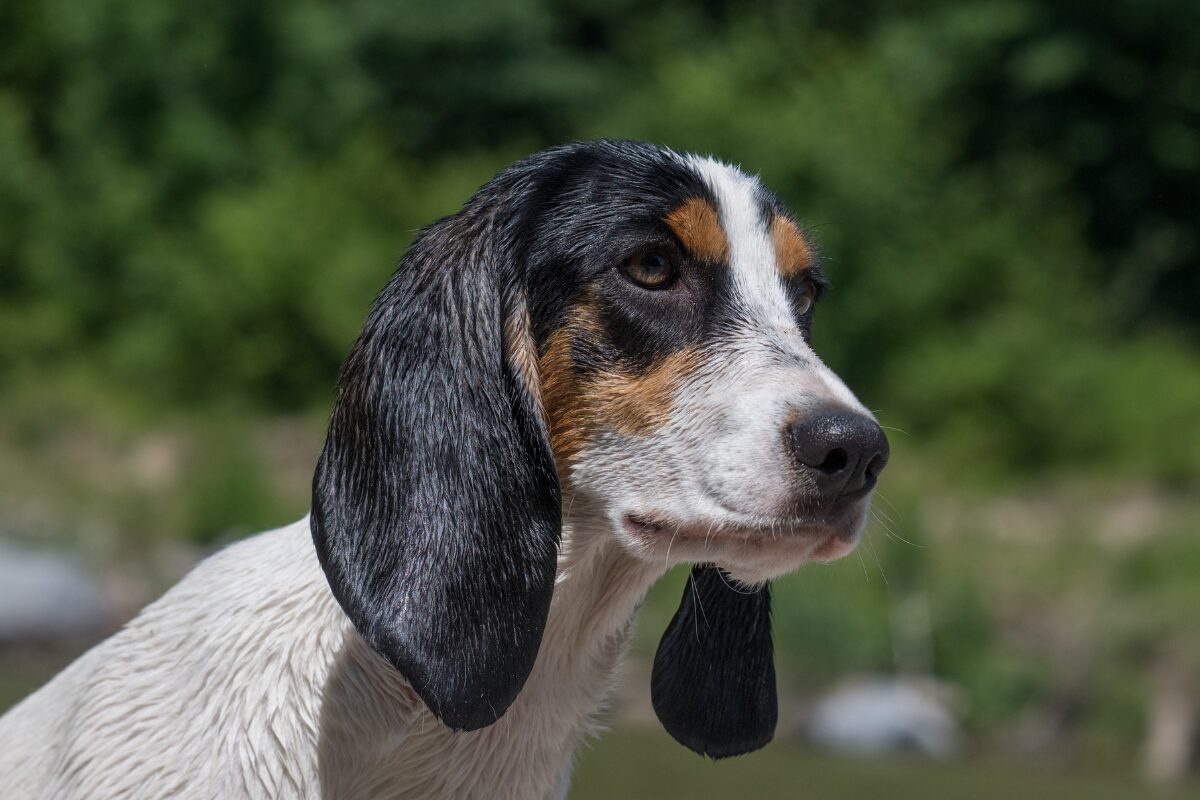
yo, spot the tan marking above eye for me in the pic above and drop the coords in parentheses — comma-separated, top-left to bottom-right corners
(771, 215, 813, 277)
(663, 197, 730, 264)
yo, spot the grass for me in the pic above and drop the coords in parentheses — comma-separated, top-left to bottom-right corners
(570, 726, 1198, 800)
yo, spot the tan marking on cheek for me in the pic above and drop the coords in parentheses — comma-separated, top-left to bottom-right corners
(539, 324, 590, 473)
(591, 348, 700, 437)
(664, 197, 730, 264)
(771, 216, 813, 277)
(538, 302, 700, 475)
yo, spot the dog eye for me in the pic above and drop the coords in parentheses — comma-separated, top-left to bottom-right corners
(794, 282, 816, 316)
(621, 250, 677, 289)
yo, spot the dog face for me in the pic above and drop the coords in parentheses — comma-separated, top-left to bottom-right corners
(312, 141, 887, 753)
(521, 147, 887, 584)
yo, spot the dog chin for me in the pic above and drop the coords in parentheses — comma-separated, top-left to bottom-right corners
(616, 504, 869, 583)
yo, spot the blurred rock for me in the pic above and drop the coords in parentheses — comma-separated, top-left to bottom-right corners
(1143, 654, 1197, 783)
(0, 540, 114, 643)
(805, 675, 962, 759)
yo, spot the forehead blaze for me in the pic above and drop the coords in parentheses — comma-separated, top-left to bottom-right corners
(664, 197, 730, 265)
(770, 215, 813, 278)
(538, 303, 699, 474)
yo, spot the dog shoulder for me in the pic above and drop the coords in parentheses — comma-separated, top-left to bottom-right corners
(0, 518, 420, 799)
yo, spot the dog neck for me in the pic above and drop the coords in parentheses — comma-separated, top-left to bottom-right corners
(470, 505, 663, 788)
(534, 507, 663, 686)
(317, 506, 665, 797)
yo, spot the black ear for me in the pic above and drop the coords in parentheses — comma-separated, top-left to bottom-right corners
(651, 564, 777, 758)
(311, 215, 560, 731)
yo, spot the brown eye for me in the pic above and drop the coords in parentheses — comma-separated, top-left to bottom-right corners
(795, 282, 816, 315)
(621, 250, 677, 289)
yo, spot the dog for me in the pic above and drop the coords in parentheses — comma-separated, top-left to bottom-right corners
(0, 140, 888, 799)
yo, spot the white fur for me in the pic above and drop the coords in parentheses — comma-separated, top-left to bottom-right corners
(0, 516, 661, 799)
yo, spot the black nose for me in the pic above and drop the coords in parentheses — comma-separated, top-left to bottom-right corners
(786, 410, 890, 502)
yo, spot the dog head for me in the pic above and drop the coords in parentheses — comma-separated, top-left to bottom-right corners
(312, 140, 887, 754)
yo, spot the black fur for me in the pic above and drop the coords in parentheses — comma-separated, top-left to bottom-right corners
(652, 565, 778, 758)
(311, 208, 561, 731)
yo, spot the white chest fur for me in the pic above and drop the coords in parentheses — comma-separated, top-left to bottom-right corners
(0, 518, 659, 800)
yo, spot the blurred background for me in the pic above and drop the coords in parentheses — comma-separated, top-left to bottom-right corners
(1, 0, 1197, 796)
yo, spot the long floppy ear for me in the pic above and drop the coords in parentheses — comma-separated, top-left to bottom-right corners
(651, 564, 777, 758)
(311, 215, 561, 731)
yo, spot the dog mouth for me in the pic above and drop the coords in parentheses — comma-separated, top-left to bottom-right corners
(621, 509, 863, 563)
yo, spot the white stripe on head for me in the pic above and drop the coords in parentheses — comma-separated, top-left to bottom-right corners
(686, 155, 866, 412)
(686, 156, 796, 334)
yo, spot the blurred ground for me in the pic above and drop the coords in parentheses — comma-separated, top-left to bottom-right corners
(570, 726, 1200, 800)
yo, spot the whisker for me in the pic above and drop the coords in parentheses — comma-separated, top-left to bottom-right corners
(689, 572, 711, 638)
(884, 527, 921, 550)
(871, 503, 898, 527)
(869, 508, 901, 543)
(869, 506, 893, 531)
(874, 491, 900, 512)
(864, 532, 889, 586)
(876, 424, 909, 436)
(870, 506, 921, 548)
(870, 511, 900, 544)
(664, 525, 682, 569)
(855, 548, 871, 583)
(716, 568, 756, 595)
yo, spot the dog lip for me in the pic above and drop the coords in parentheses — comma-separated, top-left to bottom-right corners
(624, 513, 667, 534)
(622, 512, 831, 540)
(835, 479, 877, 504)
(810, 527, 861, 561)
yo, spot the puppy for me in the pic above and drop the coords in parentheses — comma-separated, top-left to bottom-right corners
(0, 140, 887, 799)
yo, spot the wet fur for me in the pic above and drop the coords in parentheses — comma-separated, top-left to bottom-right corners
(0, 141, 878, 798)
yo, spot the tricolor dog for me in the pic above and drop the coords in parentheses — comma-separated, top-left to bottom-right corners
(0, 140, 888, 799)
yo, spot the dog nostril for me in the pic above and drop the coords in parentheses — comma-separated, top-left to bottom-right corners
(864, 452, 886, 482)
(860, 452, 886, 492)
(815, 447, 849, 475)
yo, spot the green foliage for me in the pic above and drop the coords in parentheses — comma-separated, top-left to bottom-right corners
(180, 424, 287, 545)
(2, 0, 1196, 483)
